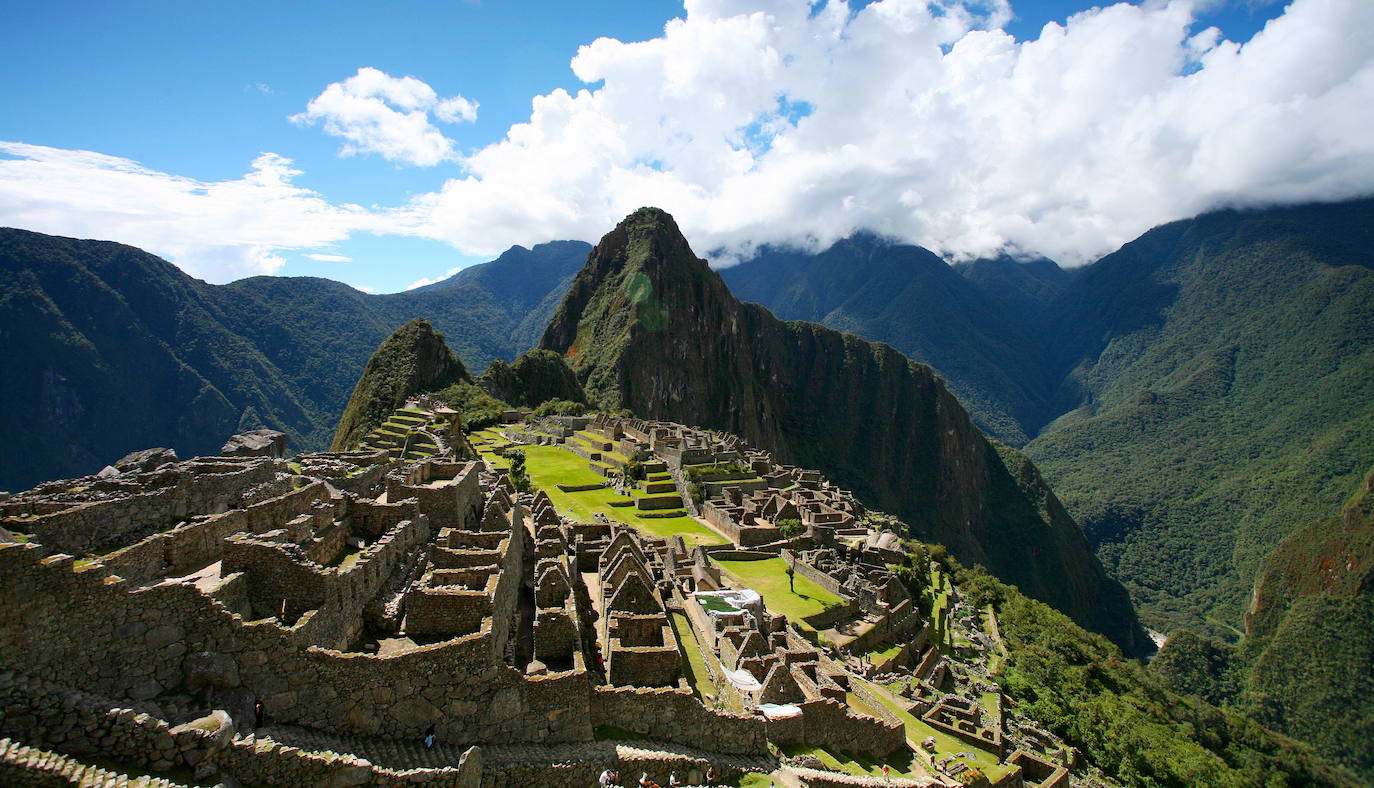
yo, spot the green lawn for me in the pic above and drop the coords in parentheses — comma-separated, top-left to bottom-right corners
(713, 558, 843, 622)
(865, 642, 904, 661)
(479, 442, 726, 547)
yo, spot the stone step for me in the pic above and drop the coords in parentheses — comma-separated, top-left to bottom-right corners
(0, 737, 194, 788)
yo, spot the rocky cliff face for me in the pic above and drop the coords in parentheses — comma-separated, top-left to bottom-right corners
(331, 319, 470, 451)
(1239, 464, 1374, 780)
(542, 208, 1142, 651)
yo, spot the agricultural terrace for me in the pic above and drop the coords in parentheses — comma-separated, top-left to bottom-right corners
(468, 430, 726, 547)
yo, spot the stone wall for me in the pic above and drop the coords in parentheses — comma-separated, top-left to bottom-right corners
(590, 687, 768, 755)
(2, 460, 289, 554)
(0, 543, 593, 747)
(765, 699, 906, 758)
(97, 482, 335, 585)
(782, 550, 848, 598)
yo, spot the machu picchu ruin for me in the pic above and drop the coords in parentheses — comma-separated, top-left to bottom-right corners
(0, 206, 1360, 788)
(0, 402, 1103, 788)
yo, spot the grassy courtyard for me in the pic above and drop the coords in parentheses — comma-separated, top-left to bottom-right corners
(713, 557, 843, 622)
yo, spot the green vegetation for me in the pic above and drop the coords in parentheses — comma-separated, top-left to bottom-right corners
(435, 380, 509, 432)
(481, 348, 587, 409)
(713, 557, 842, 622)
(776, 518, 804, 540)
(780, 742, 924, 780)
(668, 611, 715, 702)
(331, 319, 469, 451)
(505, 444, 726, 547)
(954, 563, 1349, 787)
(1202, 464, 1374, 782)
(1025, 201, 1374, 636)
(854, 677, 1003, 777)
(0, 229, 588, 491)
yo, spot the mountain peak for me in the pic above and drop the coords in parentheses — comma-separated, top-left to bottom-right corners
(331, 318, 470, 450)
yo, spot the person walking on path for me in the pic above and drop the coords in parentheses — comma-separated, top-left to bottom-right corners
(704, 765, 715, 786)
(599, 766, 616, 787)
(423, 724, 436, 750)
(253, 697, 265, 730)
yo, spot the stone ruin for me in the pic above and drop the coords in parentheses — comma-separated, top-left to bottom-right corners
(0, 407, 1093, 788)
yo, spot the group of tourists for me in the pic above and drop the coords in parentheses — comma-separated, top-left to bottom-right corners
(598, 764, 715, 787)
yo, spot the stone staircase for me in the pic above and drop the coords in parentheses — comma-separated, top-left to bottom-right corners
(0, 737, 192, 787)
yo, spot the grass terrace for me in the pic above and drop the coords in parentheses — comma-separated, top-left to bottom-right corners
(713, 557, 843, 623)
(669, 611, 716, 702)
(568, 429, 630, 465)
(468, 438, 727, 547)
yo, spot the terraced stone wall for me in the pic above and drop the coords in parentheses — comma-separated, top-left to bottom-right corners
(1, 459, 289, 554)
(590, 686, 768, 755)
(0, 543, 593, 746)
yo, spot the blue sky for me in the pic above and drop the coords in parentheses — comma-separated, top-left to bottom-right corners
(4, 0, 1367, 293)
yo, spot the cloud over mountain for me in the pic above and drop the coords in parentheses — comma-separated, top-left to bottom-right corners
(1, 0, 1371, 282)
(417, 0, 1374, 265)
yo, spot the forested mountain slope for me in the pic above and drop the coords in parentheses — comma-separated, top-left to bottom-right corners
(1027, 199, 1374, 635)
(0, 228, 585, 490)
(721, 200, 1374, 637)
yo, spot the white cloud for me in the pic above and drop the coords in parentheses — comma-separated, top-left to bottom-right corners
(304, 252, 354, 262)
(406, 0, 1374, 265)
(291, 67, 479, 167)
(3, 0, 1372, 285)
(0, 142, 406, 282)
(348, 283, 377, 293)
(406, 267, 461, 290)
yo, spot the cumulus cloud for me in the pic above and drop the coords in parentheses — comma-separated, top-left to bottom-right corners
(292, 67, 478, 167)
(406, 267, 461, 290)
(0, 142, 405, 282)
(410, 0, 1374, 264)
(3, 0, 1373, 283)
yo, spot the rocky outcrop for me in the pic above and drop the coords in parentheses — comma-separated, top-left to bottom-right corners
(114, 447, 179, 474)
(542, 207, 1142, 651)
(331, 320, 470, 451)
(221, 430, 287, 459)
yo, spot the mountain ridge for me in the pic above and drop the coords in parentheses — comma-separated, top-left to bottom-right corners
(0, 227, 585, 490)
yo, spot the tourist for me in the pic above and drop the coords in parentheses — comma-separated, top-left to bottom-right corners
(253, 697, 265, 730)
(599, 766, 616, 787)
(882, 763, 891, 782)
(705, 765, 715, 785)
(668, 770, 682, 786)
(638, 771, 658, 788)
(423, 723, 436, 749)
